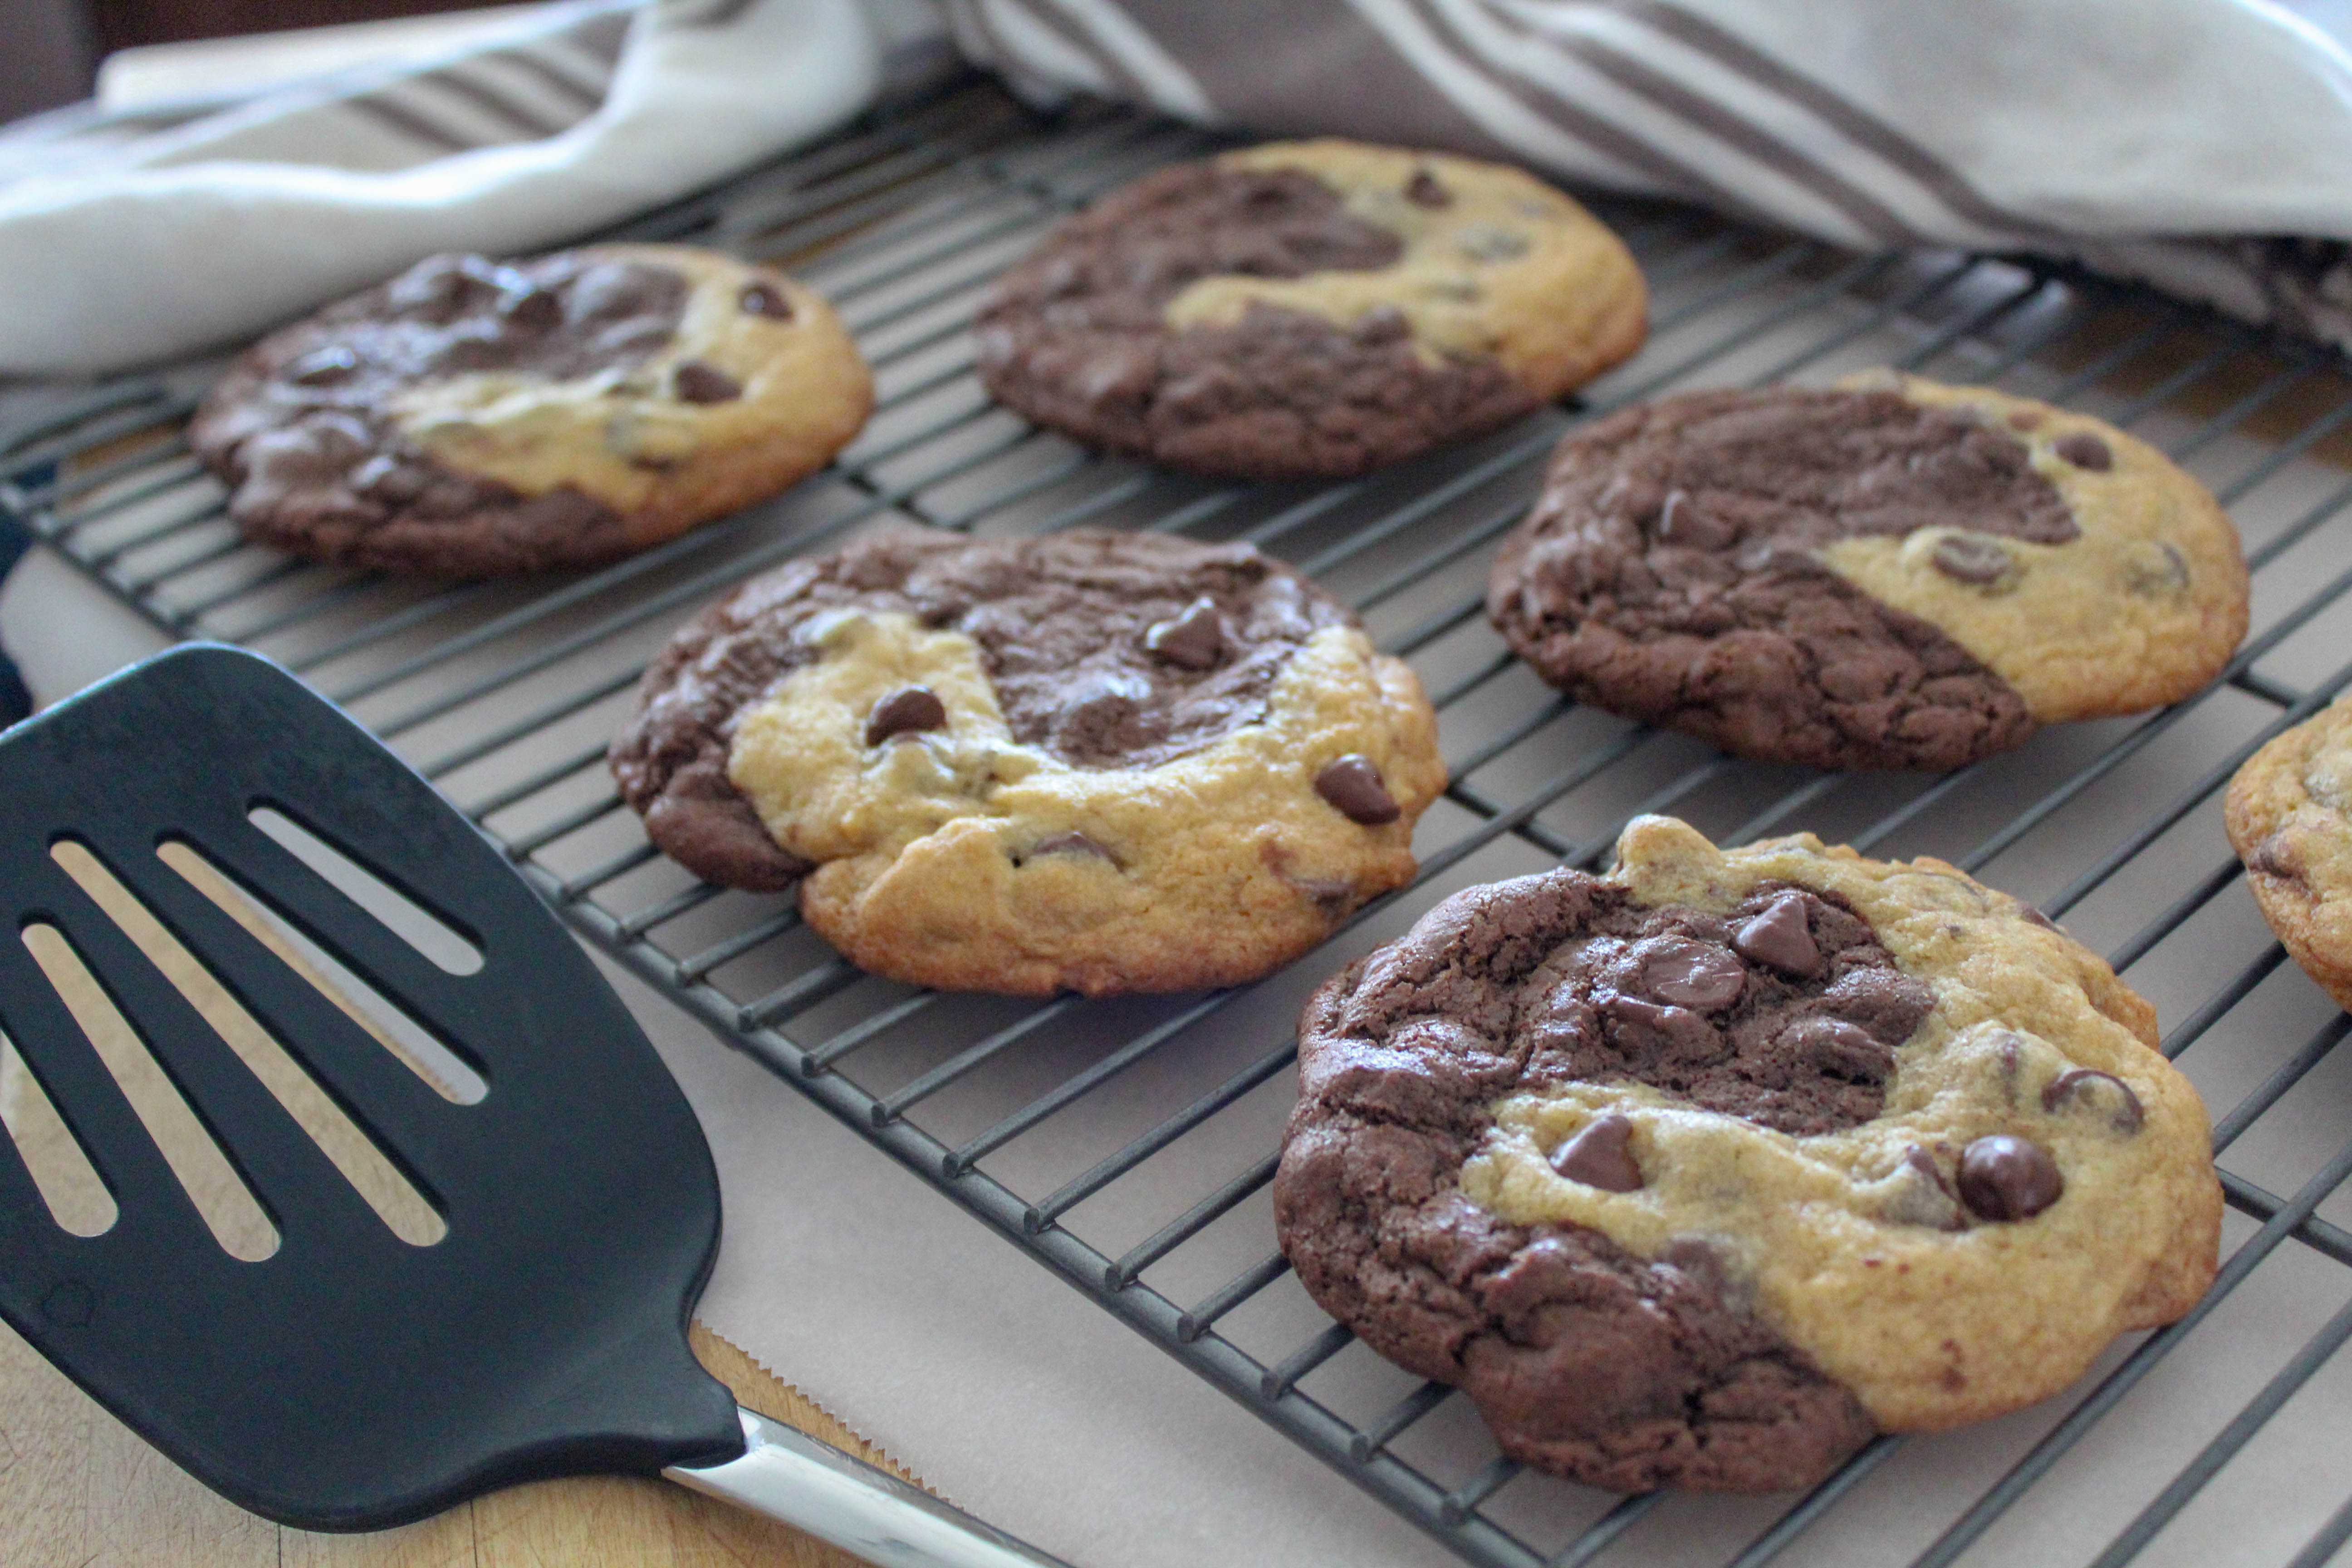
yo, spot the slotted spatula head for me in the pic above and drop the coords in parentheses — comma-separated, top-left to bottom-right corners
(0, 643, 743, 1529)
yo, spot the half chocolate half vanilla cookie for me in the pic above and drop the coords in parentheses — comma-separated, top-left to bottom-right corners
(1273, 815, 2220, 1492)
(976, 138, 1647, 480)
(1486, 372, 2250, 770)
(609, 525, 1446, 996)
(190, 245, 873, 576)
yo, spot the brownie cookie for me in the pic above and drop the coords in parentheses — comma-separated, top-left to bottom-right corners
(1274, 815, 2219, 1491)
(1487, 373, 2250, 770)
(2226, 697, 2352, 1012)
(190, 245, 872, 577)
(976, 139, 1646, 480)
(610, 526, 1446, 996)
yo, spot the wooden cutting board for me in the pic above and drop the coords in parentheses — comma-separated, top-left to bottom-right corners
(0, 1312, 918, 1568)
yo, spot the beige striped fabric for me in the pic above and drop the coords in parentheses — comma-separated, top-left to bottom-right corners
(9, 0, 2352, 372)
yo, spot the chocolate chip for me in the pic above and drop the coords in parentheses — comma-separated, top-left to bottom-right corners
(1029, 830, 1119, 867)
(2055, 432, 2113, 471)
(1404, 167, 1452, 207)
(2019, 903, 2062, 932)
(1636, 937, 1746, 1010)
(287, 346, 360, 386)
(498, 284, 563, 332)
(2125, 542, 2190, 598)
(2042, 1068, 2144, 1134)
(1733, 893, 1820, 976)
(672, 360, 743, 404)
(1602, 994, 1726, 1064)
(1316, 755, 1401, 824)
(1549, 1112, 1642, 1191)
(1932, 534, 2013, 585)
(2247, 831, 2303, 884)
(1776, 1016, 1894, 1084)
(864, 686, 946, 745)
(2007, 409, 2045, 431)
(740, 280, 794, 319)
(1144, 598, 1224, 669)
(1883, 1146, 1965, 1230)
(1956, 1135, 2063, 1221)
(1350, 304, 1411, 346)
(1655, 489, 1734, 549)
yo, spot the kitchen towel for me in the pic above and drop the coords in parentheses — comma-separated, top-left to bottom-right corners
(10, 0, 2352, 374)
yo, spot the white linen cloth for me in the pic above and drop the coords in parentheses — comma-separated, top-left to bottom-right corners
(10, 0, 2352, 375)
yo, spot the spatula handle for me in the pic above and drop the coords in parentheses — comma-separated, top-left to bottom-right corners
(665, 1407, 1076, 1568)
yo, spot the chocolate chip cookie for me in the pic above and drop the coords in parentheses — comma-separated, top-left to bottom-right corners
(2226, 697, 2352, 1012)
(190, 245, 872, 577)
(1274, 815, 2219, 1492)
(976, 139, 1646, 480)
(1487, 373, 2250, 770)
(610, 526, 1446, 996)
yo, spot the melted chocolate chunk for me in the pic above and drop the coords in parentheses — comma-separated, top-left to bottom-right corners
(864, 685, 947, 745)
(611, 528, 1356, 891)
(739, 279, 793, 319)
(2055, 432, 2113, 471)
(1489, 387, 2069, 770)
(2007, 409, 2044, 431)
(1882, 1146, 1965, 1230)
(1955, 1134, 2063, 1220)
(1274, 865, 1885, 1491)
(2041, 1068, 2144, 1134)
(1029, 830, 1120, 866)
(1405, 167, 1452, 207)
(673, 360, 743, 404)
(976, 162, 1539, 480)
(1550, 1112, 1643, 1191)
(1932, 534, 2014, 586)
(1635, 937, 1747, 1010)
(2247, 831, 2303, 885)
(289, 345, 359, 386)
(1733, 892, 1821, 976)
(1316, 755, 1402, 824)
(1144, 597, 1225, 669)
(1505, 880, 1931, 1135)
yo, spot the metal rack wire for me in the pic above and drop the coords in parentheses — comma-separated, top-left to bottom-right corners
(10, 75, 2352, 1568)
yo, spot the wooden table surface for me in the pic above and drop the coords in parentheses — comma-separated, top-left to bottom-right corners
(0, 1314, 915, 1568)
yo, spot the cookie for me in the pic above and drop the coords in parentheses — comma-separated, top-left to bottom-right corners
(1487, 373, 2250, 770)
(1273, 815, 2219, 1492)
(610, 526, 1446, 996)
(189, 245, 872, 577)
(975, 139, 1646, 480)
(2226, 697, 2352, 1012)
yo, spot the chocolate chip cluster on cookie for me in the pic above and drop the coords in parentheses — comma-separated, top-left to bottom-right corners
(191, 244, 872, 576)
(1274, 816, 2219, 1491)
(611, 526, 1446, 996)
(977, 139, 1647, 479)
(1488, 373, 2249, 769)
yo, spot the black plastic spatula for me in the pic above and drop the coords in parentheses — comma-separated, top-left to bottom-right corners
(0, 643, 1064, 1568)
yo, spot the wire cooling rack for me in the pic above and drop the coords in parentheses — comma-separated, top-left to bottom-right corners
(10, 75, 2352, 1568)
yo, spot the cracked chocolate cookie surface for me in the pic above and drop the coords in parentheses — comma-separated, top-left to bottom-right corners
(1273, 815, 2220, 1491)
(190, 244, 871, 576)
(610, 526, 1446, 996)
(976, 139, 1646, 480)
(1486, 374, 2249, 770)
